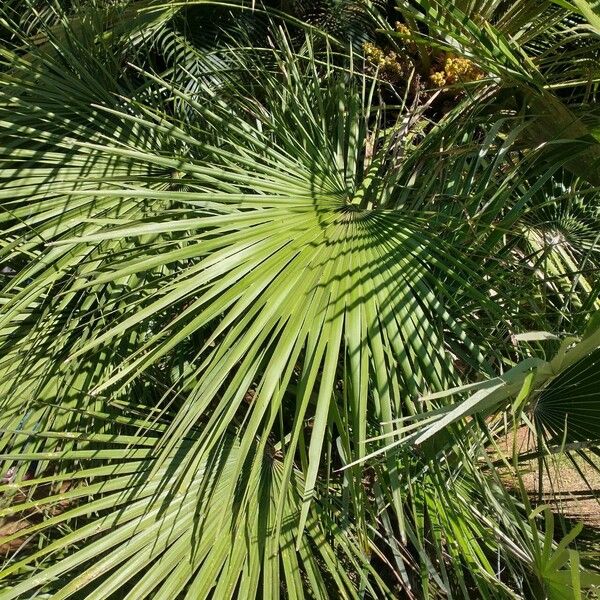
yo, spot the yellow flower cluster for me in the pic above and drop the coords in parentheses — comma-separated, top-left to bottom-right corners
(363, 41, 386, 64)
(429, 55, 484, 88)
(363, 41, 405, 83)
(395, 22, 410, 36)
(429, 71, 447, 87)
(445, 56, 483, 81)
(394, 22, 418, 54)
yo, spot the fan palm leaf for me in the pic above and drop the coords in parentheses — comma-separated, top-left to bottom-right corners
(0, 2, 598, 598)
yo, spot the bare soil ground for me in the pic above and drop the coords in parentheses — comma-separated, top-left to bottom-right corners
(497, 428, 600, 527)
